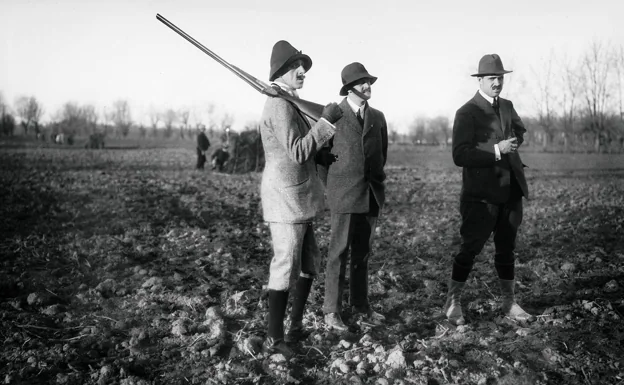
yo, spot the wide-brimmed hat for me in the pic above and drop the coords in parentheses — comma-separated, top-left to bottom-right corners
(269, 40, 312, 81)
(339, 62, 377, 96)
(471, 54, 513, 77)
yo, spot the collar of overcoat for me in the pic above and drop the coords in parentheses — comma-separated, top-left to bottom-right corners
(339, 97, 374, 136)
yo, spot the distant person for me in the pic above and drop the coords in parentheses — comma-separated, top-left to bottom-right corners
(259, 40, 342, 358)
(444, 54, 534, 325)
(211, 145, 230, 172)
(196, 125, 210, 169)
(321, 62, 388, 331)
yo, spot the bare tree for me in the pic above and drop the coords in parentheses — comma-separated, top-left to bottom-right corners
(557, 53, 582, 151)
(111, 100, 132, 137)
(15, 96, 44, 136)
(220, 113, 234, 130)
(179, 108, 190, 139)
(0, 91, 16, 136)
(0, 92, 6, 115)
(163, 109, 177, 138)
(578, 41, 614, 152)
(387, 122, 399, 144)
(51, 102, 87, 139)
(614, 44, 624, 150)
(408, 115, 427, 144)
(532, 52, 558, 149)
(428, 115, 450, 146)
(82, 104, 99, 136)
(148, 107, 161, 138)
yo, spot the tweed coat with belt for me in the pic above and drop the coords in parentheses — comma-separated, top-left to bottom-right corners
(452, 91, 529, 204)
(260, 95, 335, 223)
(324, 98, 388, 214)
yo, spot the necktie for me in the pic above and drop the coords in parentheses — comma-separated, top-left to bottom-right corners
(492, 97, 500, 118)
(356, 108, 364, 126)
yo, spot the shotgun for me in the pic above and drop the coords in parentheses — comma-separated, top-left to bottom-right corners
(156, 13, 324, 122)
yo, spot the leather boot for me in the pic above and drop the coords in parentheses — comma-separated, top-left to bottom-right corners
(499, 279, 535, 322)
(443, 279, 466, 325)
(324, 312, 349, 331)
(286, 277, 313, 342)
(263, 290, 294, 359)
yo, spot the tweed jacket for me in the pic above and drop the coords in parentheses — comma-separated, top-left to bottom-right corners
(324, 98, 388, 214)
(260, 95, 335, 223)
(452, 91, 529, 204)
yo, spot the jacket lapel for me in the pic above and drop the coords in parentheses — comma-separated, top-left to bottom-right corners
(339, 98, 363, 135)
(362, 104, 374, 136)
(499, 99, 511, 138)
(473, 91, 503, 136)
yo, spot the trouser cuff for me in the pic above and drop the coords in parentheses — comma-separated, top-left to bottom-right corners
(451, 261, 472, 282)
(495, 263, 515, 280)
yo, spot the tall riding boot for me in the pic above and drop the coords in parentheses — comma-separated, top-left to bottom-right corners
(443, 279, 466, 325)
(499, 279, 535, 322)
(286, 277, 313, 342)
(263, 290, 294, 358)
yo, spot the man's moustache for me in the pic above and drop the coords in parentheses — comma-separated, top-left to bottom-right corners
(351, 88, 371, 100)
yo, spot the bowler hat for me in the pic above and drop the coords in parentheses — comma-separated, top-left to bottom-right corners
(471, 54, 513, 77)
(269, 40, 312, 81)
(339, 62, 378, 96)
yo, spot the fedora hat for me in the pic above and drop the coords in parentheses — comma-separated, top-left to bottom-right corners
(339, 62, 377, 96)
(269, 40, 312, 81)
(471, 54, 513, 77)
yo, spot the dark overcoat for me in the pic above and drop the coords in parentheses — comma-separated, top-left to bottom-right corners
(197, 132, 210, 152)
(324, 98, 388, 214)
(452, 91, 529, 204)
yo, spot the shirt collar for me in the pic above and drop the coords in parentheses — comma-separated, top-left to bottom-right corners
(346, 97, 366, 114)
(478, 89, 496, 105)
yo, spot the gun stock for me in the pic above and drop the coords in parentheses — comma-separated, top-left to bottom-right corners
(156, 13, 324, 122)
(277, 92, 325, 122)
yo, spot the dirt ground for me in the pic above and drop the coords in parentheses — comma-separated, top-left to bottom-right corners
(1, 146, 623, 385)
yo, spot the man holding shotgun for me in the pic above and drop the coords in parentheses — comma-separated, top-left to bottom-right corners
(155, 14, 342, 358)
(259, 40, 343, 357)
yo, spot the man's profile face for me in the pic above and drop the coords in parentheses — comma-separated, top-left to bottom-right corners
(349, 79, 372, 102)
(280, 59, 306, 90)
(479, 75, 504, 98)
(352, 78, 372, 99)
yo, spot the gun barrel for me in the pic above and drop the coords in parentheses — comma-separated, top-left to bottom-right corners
(156, 13, 324, 122)
(156, 13, 265, 93)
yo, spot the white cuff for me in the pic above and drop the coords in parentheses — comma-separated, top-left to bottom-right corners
(494, 144, 501, 161)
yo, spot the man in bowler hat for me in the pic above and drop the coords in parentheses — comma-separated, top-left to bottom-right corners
(444, 54, 534, 325)
(259, 40, 343, 357)
(321, 62, 388, 331)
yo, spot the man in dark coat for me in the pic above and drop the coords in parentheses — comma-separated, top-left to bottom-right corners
(445, 54, 534, 325)
(321, 62, 388, 331)
(196, 125, 210, 169)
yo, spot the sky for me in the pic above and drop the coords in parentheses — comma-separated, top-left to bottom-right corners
(1, 0, 622, 133)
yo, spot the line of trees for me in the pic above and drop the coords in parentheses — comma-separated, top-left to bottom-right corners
(399, 115, 451, 146)
(2, 41, 622, 153)
(527, 41, 624, 152)
(0, 93, 235, 143)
